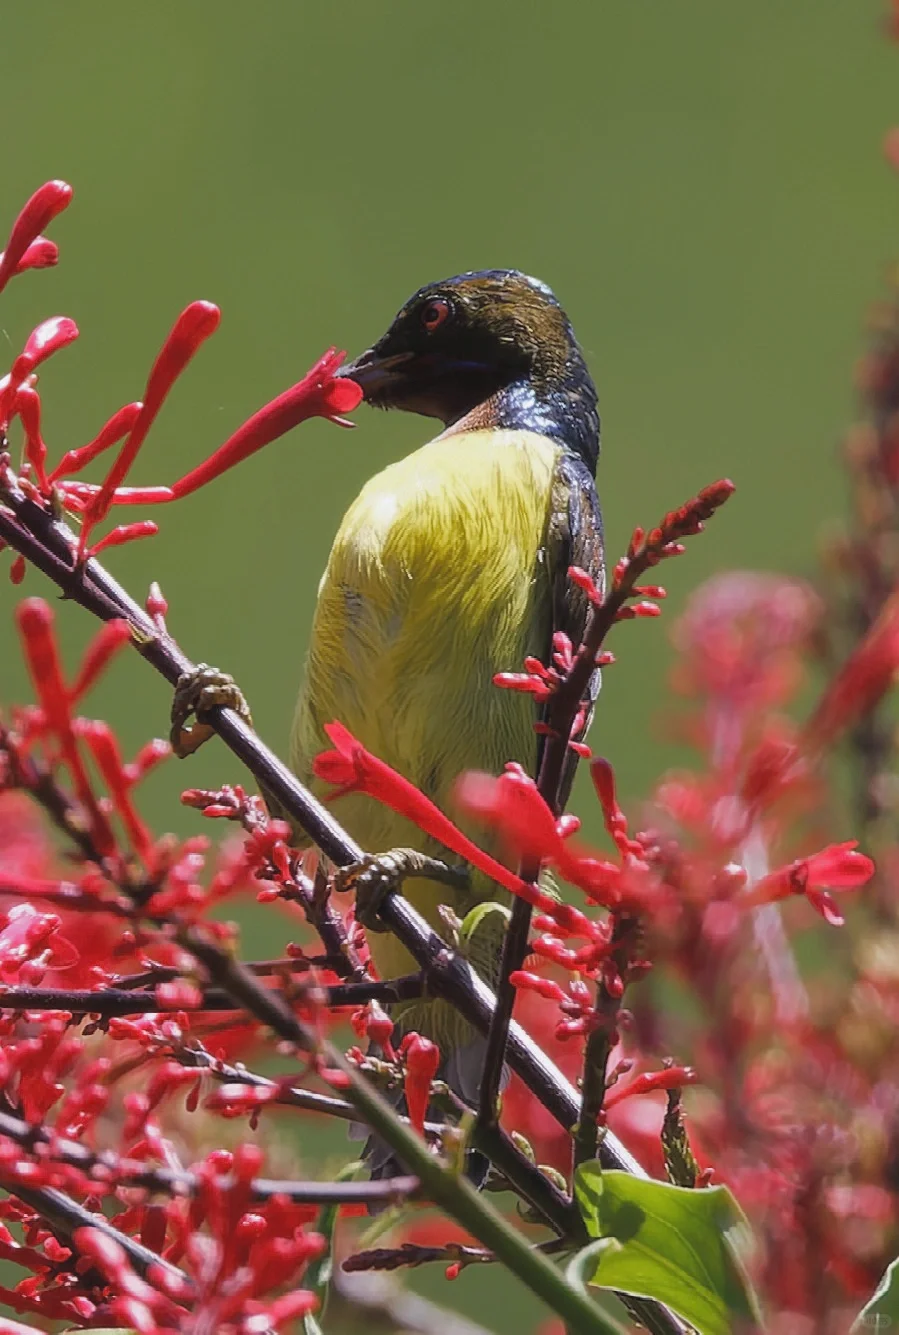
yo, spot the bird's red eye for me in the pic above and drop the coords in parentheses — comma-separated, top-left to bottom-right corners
(421, 298, 450, 332)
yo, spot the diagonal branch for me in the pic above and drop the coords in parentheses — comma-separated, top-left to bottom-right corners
(0, 973, 425, 1018)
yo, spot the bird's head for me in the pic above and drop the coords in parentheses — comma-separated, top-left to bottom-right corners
(338, 270, 597, 451)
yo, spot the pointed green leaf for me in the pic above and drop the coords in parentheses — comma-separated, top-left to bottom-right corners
(566, 1238, 621, 1293)
(574, 1163, 763, 1335)
(852, 1255, 899, 1332)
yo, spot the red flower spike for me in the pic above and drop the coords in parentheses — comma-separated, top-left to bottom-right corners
(48, 401, 143, 483)
(9, 554, 25, 585)
(80, 301, 221, 552)
(604, 1066, 697, 1109)
(85, 519, 159, 559)
(67, 619, 132, 703)
(167, 347, 364, 501)
(19, 316, 79, 376)
(76, 719, 152, 859)
(16, 598, 115, 855)
(315, 723, 529, 899)
(589, 757, 643, 862)
(11, 236, 59, 274)
(0, 180, 73, 297)
(14, 386, 49, 491)
(401, 1033, 440, 1136)
(0, 318, 79, 427)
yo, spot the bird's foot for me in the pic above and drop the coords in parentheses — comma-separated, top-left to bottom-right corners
(170, 663, 253, 758)
(335, 848, 469, 932)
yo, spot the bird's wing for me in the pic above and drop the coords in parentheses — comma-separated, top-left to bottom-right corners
(539, 450, 605, 811)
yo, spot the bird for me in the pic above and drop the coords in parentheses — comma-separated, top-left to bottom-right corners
(289, 269, 604, 1116)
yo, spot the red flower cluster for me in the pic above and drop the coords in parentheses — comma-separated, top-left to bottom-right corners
(0, 181, 363, 570)
(0, 160, 897, 1335)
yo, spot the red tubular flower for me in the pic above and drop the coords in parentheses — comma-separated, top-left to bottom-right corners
(0, 317, 79, 427)
(456, 763, 564, 868)
(79, 301, 222, 553)
(14, 386, 49, 491)
(67, 619, 133, 703)
(456, 762, 624, 910)
(76, 720, 152, 860)
(590, 757, 643, 860)
(314, 723, 528, 898)
(0, 180, 73, 297)
(568, 564, 604, 606)
(744, 841, 875, 926)
(48, 401, 143, 483)
(85, 519, 159, 559)
(166, 347, 363, 501)
(15, 598, 115, 855)
(805, 589, 899, 750)
(509, 970, 567, 1002)
(401, 1033, 440, 1136)
(604, 1065, 697, 1109)
(9, 236, 59, 274)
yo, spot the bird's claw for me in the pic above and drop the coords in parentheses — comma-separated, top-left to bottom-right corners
(335, 848, 469, 932)
(170, 663, 253, 758)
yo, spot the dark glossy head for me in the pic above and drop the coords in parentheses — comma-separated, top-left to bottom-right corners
(340, 269, 600, 471)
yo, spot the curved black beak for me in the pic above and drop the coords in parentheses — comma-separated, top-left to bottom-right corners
(335, 347, 414, 400)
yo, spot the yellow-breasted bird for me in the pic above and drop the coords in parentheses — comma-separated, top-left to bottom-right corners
(290, 269, 603, 1110)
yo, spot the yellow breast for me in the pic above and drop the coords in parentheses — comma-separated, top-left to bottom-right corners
(290, 427, 559, 992)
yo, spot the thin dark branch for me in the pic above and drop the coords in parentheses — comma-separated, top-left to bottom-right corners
(0, 1108, 418, 1212)
(7, 1181, 189, 1288)
(113, 954, 349, 988)
(0, 720, 112, 867)
(343, 1235, 569, 1273)
(0, 972, 425, 1017)
(574, 915, 637, 1167)
(170, 1041, 453, 1134)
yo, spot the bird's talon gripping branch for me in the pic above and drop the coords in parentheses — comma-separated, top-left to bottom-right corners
(170, 663, 253, 758)
(335, 848, 469, 932)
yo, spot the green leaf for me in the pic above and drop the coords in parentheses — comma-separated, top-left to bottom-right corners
(303, 1160, 364, 1335)
(574, 1163, 763, 1335)
(566, 1238, 621, 1293)
(852, 1255, 899, 1332)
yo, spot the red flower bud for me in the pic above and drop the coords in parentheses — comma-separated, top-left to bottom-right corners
(0, 180, 73, 297)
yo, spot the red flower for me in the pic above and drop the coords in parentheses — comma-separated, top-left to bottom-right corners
(0, 180, 72, 297)
(166, 347, 363, 501)
(744, 841, 875, 926)
(401, 1033, 440, 1136)
(314, 723, 527, 899)
(805, 589, 899, 750)
(78, 301, 221, 552)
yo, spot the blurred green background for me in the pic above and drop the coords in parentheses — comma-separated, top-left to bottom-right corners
(0, 2, 896, 1328)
